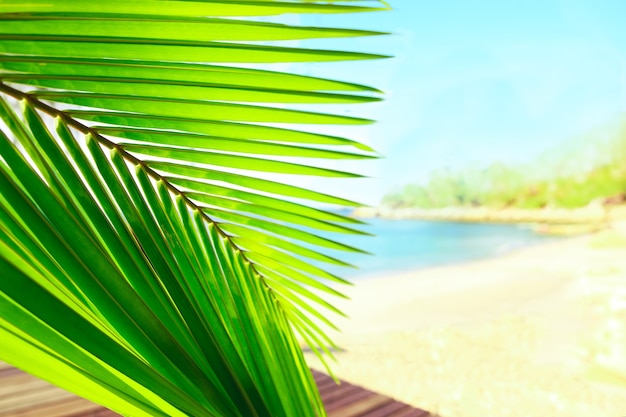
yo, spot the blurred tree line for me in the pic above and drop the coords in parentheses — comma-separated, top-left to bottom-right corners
(383, 121, 626, 209)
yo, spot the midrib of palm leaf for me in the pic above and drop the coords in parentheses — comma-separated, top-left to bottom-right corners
(0, 1, 388, 416)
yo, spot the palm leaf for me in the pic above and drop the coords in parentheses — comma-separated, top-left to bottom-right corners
(0, 1, 388, 416)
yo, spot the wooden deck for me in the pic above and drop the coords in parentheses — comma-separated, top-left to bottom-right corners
(1, 362, 433, 417)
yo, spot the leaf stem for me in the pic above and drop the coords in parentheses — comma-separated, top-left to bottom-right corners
(0, 81, 269, 285)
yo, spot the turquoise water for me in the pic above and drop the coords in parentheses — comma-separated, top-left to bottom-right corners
(325, 219, 559, 280)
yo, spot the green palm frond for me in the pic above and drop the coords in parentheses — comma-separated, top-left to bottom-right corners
(0, 1, 388, 416)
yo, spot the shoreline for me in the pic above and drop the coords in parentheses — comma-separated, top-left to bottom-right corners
(345, 232, 566, 282)
(324, 234, 589, 333)
(352, 205, 626, 226)
(304, 228, 626, 417)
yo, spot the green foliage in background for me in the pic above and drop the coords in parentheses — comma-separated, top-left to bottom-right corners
(0, 1, 388, 416)
(383, 122, 626, 210)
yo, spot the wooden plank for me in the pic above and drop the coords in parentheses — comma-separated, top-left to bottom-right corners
(0, 374, 51, 398)
(312, 370, 328, 382)
(321, 383, 362, 404)
(333, 395, 392, 417)
(356, 400, 410, 417)
(6, 396, 104, 417)
(316, 377, 340, 393)
(388, 408, 431, 417)
(0, 384, 76, 414)
(0, 365, 434, 417)
(326, 390, 376, 413)
(0, 367, 22, 379)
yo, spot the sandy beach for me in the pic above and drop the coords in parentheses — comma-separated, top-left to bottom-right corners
(304, 226, 626, 417)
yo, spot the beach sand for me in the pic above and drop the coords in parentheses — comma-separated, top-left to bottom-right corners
(304, 226, 626, 417)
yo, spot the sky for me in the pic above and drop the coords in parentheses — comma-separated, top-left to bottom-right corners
(264, 1, 626, 206)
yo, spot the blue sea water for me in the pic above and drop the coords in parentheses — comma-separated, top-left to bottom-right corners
(324, 219, 559, 280)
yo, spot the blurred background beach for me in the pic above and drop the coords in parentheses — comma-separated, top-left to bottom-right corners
(288, 1, 626, 416)
(304, 221, 626, 417)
